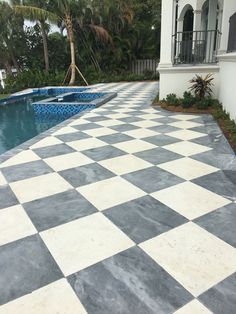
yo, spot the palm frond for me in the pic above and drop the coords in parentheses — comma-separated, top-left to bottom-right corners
(14, 5, 59, 23)
(89, 24, 113, 46)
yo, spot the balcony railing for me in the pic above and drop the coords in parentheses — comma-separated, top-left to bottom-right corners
(173, 30, 221, 65)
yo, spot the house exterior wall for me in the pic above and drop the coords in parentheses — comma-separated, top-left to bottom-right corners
(159, 66, 219, 99)
(218, 53, 236, 121)
(158, 0, 236, 121)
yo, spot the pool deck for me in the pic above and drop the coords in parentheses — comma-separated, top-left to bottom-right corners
(0, 82, 236, 313)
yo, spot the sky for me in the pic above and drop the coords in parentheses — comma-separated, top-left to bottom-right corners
(4, 0, 59, 32)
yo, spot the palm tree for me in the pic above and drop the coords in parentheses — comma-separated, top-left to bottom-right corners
(19, 0, 50, 73)
(14, 0, 112, 85)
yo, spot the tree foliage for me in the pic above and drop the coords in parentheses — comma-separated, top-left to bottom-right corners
(0, 0, 161, 87)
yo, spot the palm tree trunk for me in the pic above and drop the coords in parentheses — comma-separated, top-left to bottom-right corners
(69, 38, 76, 85)
(39, 20, 49, 73)
(65, 16, 76, 86)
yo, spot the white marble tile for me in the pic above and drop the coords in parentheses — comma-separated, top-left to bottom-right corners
(96, 119, 125, 127)
(69, 119, 90, 126)
(0, 172, 7, 186)
(124, 128, 158, 139)
(174, 300, 213, 314)
(44, 152, 93, 172)
(151, 182, 231, 219)
(167, 130, 206, 141)
(41, 213, 134, 276)
(164, 141, 212, 156)
(172, 114, 200, 121)
(77, 176, 146, 211)
(106, 113, 130, 119)
(139, 113, 163, 120)
(140, 222, 236, 297)
(113, 139, 156, 153)
(0, 279, 87, 314)
(99, 155, 152, 175)
(158, 157, 219, 180)
(83, 127, 118, 137)
(30, 137, 63, 149)
(67, 138, 107, 151)
(52, 126, 77, 136)
(0, 150, 40, 168)
(169, 121, 202, 129)
(0, 205, 37, 246)
(10, 173, 72, 203)
(131, 120, 162, 128)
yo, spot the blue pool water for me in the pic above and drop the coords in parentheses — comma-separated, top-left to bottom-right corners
(0, 96, 92, 155)
(0, 87, 116, 155)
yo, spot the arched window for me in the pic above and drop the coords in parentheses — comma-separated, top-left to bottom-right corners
(227, 13, 236, 52)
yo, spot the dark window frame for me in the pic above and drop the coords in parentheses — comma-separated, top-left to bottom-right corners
(227, 12, 236, 53)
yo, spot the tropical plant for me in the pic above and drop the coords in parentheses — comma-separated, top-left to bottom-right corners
(189, 74, 214, 99)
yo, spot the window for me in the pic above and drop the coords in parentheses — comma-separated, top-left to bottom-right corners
(227, 12, 236, 52)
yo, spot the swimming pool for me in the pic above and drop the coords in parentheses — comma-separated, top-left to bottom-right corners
(0, 87, 116, 155)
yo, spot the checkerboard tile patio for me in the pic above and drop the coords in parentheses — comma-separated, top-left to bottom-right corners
(0, 82, 236, 313)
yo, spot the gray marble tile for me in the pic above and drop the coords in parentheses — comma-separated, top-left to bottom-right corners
(98, 133, 134, 144)
(153, 117, 178, 124)
(135, 147, 182, 165)
(199, 272, 236, 314)
(144, 134, 181, 146)
(68, 246, 193, 314)
(149, 125, 180, 133)
(59, 163, 115, 187)
(191, 133, 234, 155)
(85, 116, 110, 122)
(1, 160, 53, 183)
(110, 124, 139, 132)
(104, 196, 187, 243)
(0, 235, 63, 305)
(123, 167, 184, 193)
(192, 150, 236, 171)
(33, 143, 75, 159)
(194, 203, 236, 247)
(23, 190, 97, 231)
(73, 123, 102, 131)
(56, 132, 90, 143)
(119, 117, 143, 123)
(0, 185, 18, 209)
(82, 145, 126, 162)
(192, 170, 236, 201)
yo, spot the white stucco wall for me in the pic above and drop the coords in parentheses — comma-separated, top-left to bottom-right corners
(218, 53, 236, 121)
(158, 66, 220, 99)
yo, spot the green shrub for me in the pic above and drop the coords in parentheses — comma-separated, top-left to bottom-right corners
(165, 93, 180, 106)
(4, 70, 65, 93)
(196, 97, 215, 109)
(182, 91, 196, 108)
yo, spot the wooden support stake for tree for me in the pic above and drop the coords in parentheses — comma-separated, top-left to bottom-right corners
(62, 64, 89, 86)
(62, 66, 71, 86)
(75, 65, 89, 86)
